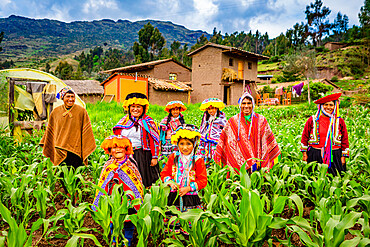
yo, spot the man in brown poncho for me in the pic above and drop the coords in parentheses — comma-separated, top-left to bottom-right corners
(40, 86, 96, 193)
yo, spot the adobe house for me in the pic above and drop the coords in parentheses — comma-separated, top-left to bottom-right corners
(63, 80, 104, 103)
(101, 58, 192, 105)
(188, 43, 269, 105)
(102, 58, 191, 82)
(324, 42, 347, 51)
(100, 73, 192, 105)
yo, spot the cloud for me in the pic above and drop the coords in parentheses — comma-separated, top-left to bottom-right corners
(0, 0, 364, 37)
(83, 0, 118, 15)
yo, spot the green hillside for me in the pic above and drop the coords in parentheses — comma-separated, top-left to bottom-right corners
(0, 15, 209, 60)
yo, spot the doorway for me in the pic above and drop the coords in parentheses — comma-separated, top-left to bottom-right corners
(223, 85, 230, 105)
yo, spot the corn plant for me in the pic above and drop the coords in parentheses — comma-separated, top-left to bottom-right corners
(148, 181, 170, 245)
(129, 193, 152, 247)
(33, 181, 50, 218)
(209, 187, 302, 246)
(49, 200, 91, 239)
(286, 197, 368, 247)
(0, 201, 47, 247)
(59, 165, 86, 202)
(167, 209, 219, 247)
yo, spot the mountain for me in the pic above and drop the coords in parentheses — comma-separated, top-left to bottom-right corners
(0, 15, 210, 60)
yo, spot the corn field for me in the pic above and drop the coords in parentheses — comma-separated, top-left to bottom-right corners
(0, 102, 369, 246)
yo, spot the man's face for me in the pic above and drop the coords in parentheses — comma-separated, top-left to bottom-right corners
(241, 98, 253, 116)
(63, 93, 75, 108)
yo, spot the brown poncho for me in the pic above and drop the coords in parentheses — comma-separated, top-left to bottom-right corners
(40, 104, 96, 166)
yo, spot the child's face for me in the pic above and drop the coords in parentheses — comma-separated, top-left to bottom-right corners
(178, 138, 194, 155)
(111, 146, 126, 160)
(171, 107, 180, 118)
(207, 106, 217, 116)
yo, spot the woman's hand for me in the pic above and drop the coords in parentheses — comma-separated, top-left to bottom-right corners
(302, 152, 308, 162)
(168, 182, 178, 190)
(341, 157, 346, 165)
(150, 158, 158, 166)
(179, 186, 191, 197)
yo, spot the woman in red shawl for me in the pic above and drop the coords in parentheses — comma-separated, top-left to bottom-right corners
(301, 93, 349, 176)
(214, 92, 281, 173)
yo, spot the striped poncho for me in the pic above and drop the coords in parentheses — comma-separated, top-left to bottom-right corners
(214, 113, 281, 172)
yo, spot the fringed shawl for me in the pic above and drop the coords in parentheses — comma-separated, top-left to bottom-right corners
(92, 156, 144, 211)
(39, 104, 96, 166)
(214, 113, 281, 173)
(199, 111, 227, 144)
(113, 114, 160, 158)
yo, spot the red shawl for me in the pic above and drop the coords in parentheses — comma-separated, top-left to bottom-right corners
(214, 113, 280, 173)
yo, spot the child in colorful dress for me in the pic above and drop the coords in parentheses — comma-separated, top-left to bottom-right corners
(197, 98, 227, 165)
(160, 124, 207, 234)
(92, 135, 144, 246)
(159, 101, 186, 157)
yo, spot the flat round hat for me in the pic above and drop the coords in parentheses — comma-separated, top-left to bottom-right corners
(314, 92, 342, 104)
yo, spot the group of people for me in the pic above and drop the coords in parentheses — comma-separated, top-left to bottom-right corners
(40, 87, 349, 243)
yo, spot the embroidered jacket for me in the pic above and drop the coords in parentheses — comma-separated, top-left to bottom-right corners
(199, 111, 227, 144)
(301, 115, 349, 157)
(113, 114, 160, 158)
(160, 152, 207, 195)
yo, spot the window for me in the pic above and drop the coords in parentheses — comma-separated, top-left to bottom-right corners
(169, 73, 177, 80)
(248, 62, 252, 70)
(229, 58, 233, 66)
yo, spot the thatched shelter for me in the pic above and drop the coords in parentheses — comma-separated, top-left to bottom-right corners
(63, 80, 104, 103)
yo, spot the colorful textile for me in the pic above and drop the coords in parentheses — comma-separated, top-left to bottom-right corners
(160, 138, 178, 157)
(275, 87, 283, 96)
(40, 104, 96, 166)
(100, 135, 134, 155)
(113, 114, 160, 159)
(292, 82, 304, 96)
(164, 101, 187, 113)
(214, 113, 281, 172)
(199, 98, 225, 111)
(92, 156, 144, 211)
(159, 114, 184, 142)
(314, 92, 342, 104)
(161, 152, 207, 196)
(301, 107, 350, 164)
(56, 86, 74, 100)
(198, 111, 226, 162)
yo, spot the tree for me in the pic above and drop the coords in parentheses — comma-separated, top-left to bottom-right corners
(359, 0, 370, 38)
(136, 22, 165, 60)
(283, 48, 317, 103)
(332, 12, 349, 41)
(0, 31, 4, 53)
(305, 0, 332, 46)
(55, 61, 73, 80)
(45, 62, 51, 73)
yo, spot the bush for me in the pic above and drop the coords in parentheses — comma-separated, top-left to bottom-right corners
(331, 76, 338, 82)
(301, 82, 334, 101)
(340, 96, 352, 108)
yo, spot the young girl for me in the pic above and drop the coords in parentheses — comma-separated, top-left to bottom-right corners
(160, 124, 207, 234)
(92, 135, 144, 246)
(159, 101, 186, 157)
(197, 98, 227, 164)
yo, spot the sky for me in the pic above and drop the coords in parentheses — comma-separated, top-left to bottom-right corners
(0, 0, 365, 38)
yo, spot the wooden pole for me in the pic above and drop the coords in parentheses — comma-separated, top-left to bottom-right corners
(8, 78, 15, 136)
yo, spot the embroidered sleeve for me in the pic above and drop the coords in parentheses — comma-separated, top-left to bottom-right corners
(340, 118, 350, 157)
(163, 176, 173, 183)
(301, 117, 313, 152)
(194, 157, 207, 190)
